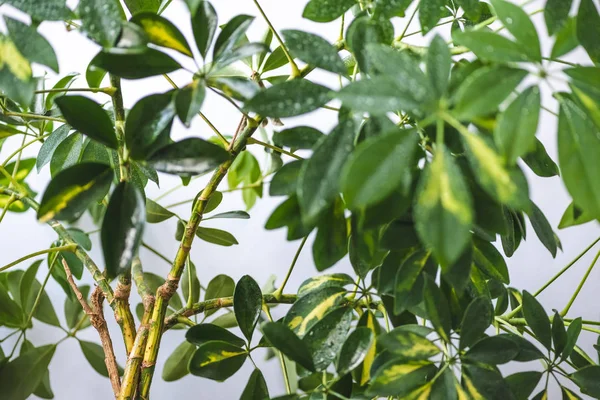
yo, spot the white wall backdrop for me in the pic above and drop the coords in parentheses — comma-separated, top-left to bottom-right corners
(0, 0, 598, 398)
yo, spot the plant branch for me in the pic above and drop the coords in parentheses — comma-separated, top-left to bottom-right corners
(34, 87, 116, 95)
(0, 244, 77, 272)
(252, 0, 300, 77)
(115, 270, 136, 355)
(63, 260, 121, 398)
(561, 249, 600, 316)
(1, 132, 52, 167)
(273, 235, 309, 300)
(247, 137, 303, 160)
(1, 111, 66, 123)
(109, 74, 129, 181)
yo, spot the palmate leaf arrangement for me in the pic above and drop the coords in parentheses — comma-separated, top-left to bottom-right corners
(1, 0, 600, 398)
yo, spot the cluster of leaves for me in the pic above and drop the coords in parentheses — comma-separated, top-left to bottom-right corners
(1, 0, 600, 398)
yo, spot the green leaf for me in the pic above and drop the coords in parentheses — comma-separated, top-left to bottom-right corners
(338, 45, 431, 114)
(453, 30, 531, 63)
(419, 0, 445, 34)
(427, 35, 451, 100)
(190, 1, 217, 59)
(544, 0, 573, 36)
(245, 79, 331, 118)
(342, 130, 419, 210)
(423, 276, 451, 341)
(551, 17, 578, 59)
(303, 307, 352, 371)
(527, 202, 559, 257)
(148, 138, 230, 176)
(559, 201, 593, 229)
(302, 0, 356, 22)
(19, 262, 60, 327)
(577, 0, 600, 64)
(204, 274, 235, 316)
(571, 366, 600, 398)
(463, 364, 516, 400)
(415, 146, 473, 267)
(0, 281, 24, 328)
(262, 46, 288, 73)
(90, 49, 181, 79)
(459, 296, 493, 349)
(162, 341, 195, 382)
(181, 260, 201, 305)
(146, 199, 175, 223)
(79, 0, 122, 47)
(490, 0, 541, 61)
(186, 323, 246, 347)
(506, 371, 543, 400)
(188, 340, 247, 381)
(465, 335, 519, 364)
(394, 251, 432, 314)
(86, 61, 107, 89)
(101, 181, 145, 279)
(336, 327, 374, 376)
(455, 0, 481, 20)
(205, 210, 250, 220)
(473, 237, 509, 283)
(55, 96, 118, 149)
(494, 87, 541, 165)
(273, 127, 323, 150)
(3, 0, 71, 21)
(282, 30, 346, 75)
(79, 340, 111, 377)
(284, 286, 346, 337)
(551, 311, 567, 358)
(37, 163, 113, 222)
(131, 13, 193, 57)
(462, 131, 530, 211)
(379, 329, 440, 360)
(367, 361, 436, 397)
(297, 273, 354, 297)
(557, 95, 600, 219)
(453, 66, 527, 119)
(0, 344, 56, 400)
(213, 15, 254, 61)
(36, 125, 69, 172)
(175, 80, 206, 127)
(261, 322, 315, 371)
(45, 73, 78, 110)
(50, 133, 83, 177)
(562, 317, 582, 361)
(241, 369, 269, 400)
(522, 290, 551, 350)
(126, 92, 175, 160)
(123, 0, 160, 14)
(5, 17, 58, 73)
(298, 119, 356, 226)
(233, 275, 262, 341)
(522, 138, 559, 178)
(196, 226, 238, 246)
(312, 198, 348, 271)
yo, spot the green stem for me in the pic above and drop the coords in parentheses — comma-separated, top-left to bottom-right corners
(109, 74, 129, 181)
(396, 5, 419, 42)
(34, 87, 116, 95)
(2, 111, 65, 123)
(561, 249, 600, 316)
(252, 0, 300, 77)
(248, 137, 303, 160)
(263, 304, 292, 394)
(504, 236, 600, 319)
(0, 244, 77, 272)
(1, 132, 52, 167)
(436, 117, 444, 147)
(542, 56, 580, 67)
(273, 236, 309, 300)
(23, 258, 57, 327)
(142, 241, 172, 265)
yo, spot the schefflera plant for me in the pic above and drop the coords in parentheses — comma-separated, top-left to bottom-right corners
(1, 0, 600, 398)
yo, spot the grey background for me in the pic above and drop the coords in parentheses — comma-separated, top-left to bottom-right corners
(0, 0, 598, 398)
